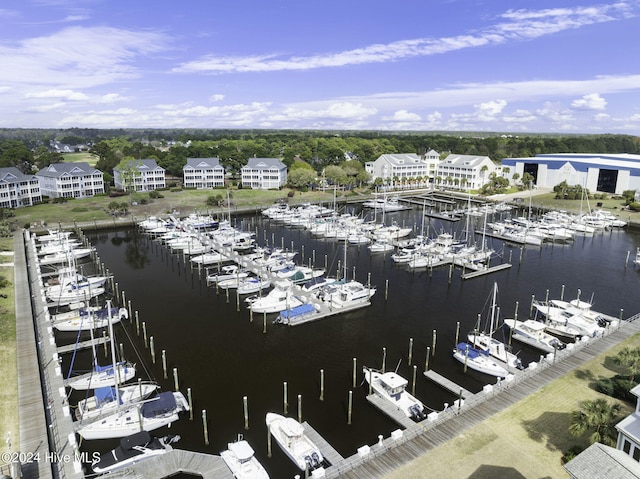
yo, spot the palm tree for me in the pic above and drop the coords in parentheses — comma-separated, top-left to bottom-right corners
(569, 398, 621, 446)
(613, 346, 640, 382)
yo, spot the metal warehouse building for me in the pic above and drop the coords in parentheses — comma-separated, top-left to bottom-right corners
(501, 153, 640, 194)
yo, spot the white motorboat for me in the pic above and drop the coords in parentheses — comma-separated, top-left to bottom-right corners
(221, 435, 270, 479)
(190, 250, 229, 266)
(92, 431, 180, 474)
(75, 382, 159, 421)
(300, 276, 337, 293)
(363, 195, 409, 212)
(368, 239, 394, 253)
(453, 342, 509, 378)
(207, 265, 249, 285)
(363, 366, 426, 421)
(236, 276, 272, 295)
(275, 265, 325, 284)
(39, 248, 93, 266)
(265, 413, 324, 472)
(533, 301, 603, 337)
(248, 281, 304, 314)
(319, 280, 375, 309)
(503, 319, 566, 353)
(76, 391, 190, 440)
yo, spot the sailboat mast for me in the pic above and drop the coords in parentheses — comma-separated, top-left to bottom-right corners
(107, 300, 120, 407)
(489, 282, 498, 339)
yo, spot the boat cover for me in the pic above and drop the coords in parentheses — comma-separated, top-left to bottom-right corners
(279, 304, 316, 319)
(141, 392, 177, 418)
(456, 342, 489, 359)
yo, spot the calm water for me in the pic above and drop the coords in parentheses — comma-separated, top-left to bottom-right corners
(61, 206, 640, 478)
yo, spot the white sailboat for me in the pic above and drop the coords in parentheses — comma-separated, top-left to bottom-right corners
(452, 342, 509, 378)
(467, 283, 522, 371)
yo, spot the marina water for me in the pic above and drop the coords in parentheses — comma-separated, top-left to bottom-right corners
(63, 206, 640, 478)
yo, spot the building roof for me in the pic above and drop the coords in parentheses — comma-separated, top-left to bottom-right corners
(242, 158, 286, 170)
(0, 167, 38, 183)
(501, 153, 640, 175)
(376, 153, 424, 166)
(440, 154, 493, 167)
(617, 412, 640, 444)
(184, 158, 223, 169)
(564, 443, 640, 479)
(114, 159, 164, 172)
(36, 162, 102, 178)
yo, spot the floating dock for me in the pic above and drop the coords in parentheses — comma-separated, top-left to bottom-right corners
(460, 262, 512, 280)
(56, 335, 110, 354)
(365, 393, 417, 429)
(303, 421, 345, 467)
(423, 370, 474, 399)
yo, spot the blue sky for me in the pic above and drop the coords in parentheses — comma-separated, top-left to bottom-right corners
(1, 0, 639, 133)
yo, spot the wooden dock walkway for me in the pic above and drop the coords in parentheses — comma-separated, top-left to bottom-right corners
(116, 449, 234, 479)
(303, 421, 345, 467)
(423, 370, 474, 399)
(460, 262, 512, 280)
(333, 319, 640, 479)
(365, 394, 416, 429)
(57, 335, 109, 354)
(15, 231, 85, 479)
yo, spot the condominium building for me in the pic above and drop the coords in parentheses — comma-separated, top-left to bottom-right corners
(114, 159, 166, 192)
(434, 154, 497, 190)
(183, 158, 225, 189)
(241, 158, 287, 189)
(36, 162, 105, 199)
(365, 150, 440, 183)
(0, 167, 41, 208)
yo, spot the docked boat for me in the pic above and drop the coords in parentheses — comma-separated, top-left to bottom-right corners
(206, 265, 249, 285)
(274, 303, 319, 325)
(66, 361, 136, 391)
(247, 281, 304, 314)
(362, 366, 426, 421)
(265, 413, 324, 472)
(220, 435, 270, 479)
(75, 382, 159, 421)
(39, 248, 93, 266)
(503, 318, 566, 353)
(467, 283, 522, 371)
(91, 431, 180, 473)
(533, 301, 603, 337)
(76, 391, 190, 440)
(46, 284, 106, 307)
(236, 276, 272, 295)
(190, 250, 229, 266)
(275, 265, 325, 284)
(453, 342, 509, 378)
(52, 305, 128, 332)
(319, 280, 376, 309)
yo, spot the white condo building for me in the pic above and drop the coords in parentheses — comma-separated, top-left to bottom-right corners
(434, 154, 497, 190)
(183, 158, 225, 189)
(365, 150, 440, 183)
(36, 162, 105, 199)
(0, 167, 41, 208)
(241, 158, 287, 189)
(114, 159, 166, 192)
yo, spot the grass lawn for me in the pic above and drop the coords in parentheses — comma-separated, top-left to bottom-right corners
(383, 333, 640, 479)
(62, 152, 99, 166)
(0, 237, 17, 454)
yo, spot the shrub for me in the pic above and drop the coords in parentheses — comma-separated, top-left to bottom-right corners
(148, 190, 160, 199)
(71, 207, 89, 213)
(561, 445, 584, 464)
(139, 198, 148, 205)
(287, 190, 295, 197)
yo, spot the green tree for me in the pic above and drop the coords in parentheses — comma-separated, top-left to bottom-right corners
(287, 169, 317, 188)
(613, 347, 640, 383)
(324, 165, 348, 186)
(569, 398, 621, 446)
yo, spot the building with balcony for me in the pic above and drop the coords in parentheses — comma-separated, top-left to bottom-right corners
(365, 150, 440, 184)
(36, 162, 104, 199)
(434, 154, 496, 190)
(183, 158, 225, 189)
(241, 158, 287, 189)
(114, 159, 166, 192)
(0, 167, 41, 208)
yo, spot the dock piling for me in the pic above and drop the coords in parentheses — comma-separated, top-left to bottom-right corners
(319, 369, 325, 401)
(347, 390, 353, 425)
(202, 410, 209, 446)
(243, 396, 249, 430)
(162, 350, 167, 379)
(283, 382, 288, 414)
(187, 388, 193, 420)
(173, 367, 179, 391)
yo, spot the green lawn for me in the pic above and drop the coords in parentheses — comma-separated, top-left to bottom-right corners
(62, 152, 99, 166)
(0, 237, 17, 454)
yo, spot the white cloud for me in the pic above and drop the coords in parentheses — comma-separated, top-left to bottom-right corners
(95, 93, 126, 104)
(24, 89, 88, 100)
(475, 100, 507, 120)
(389, 110, 421, 122)
(0, 26, 169, 89)
(209, 94, 225, 102)
(571, 93, 607, 110)
(174, 2, 634, 74)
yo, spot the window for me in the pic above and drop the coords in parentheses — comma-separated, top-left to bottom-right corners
(623, 439, 632, 454)
(634, 446, 640, 462)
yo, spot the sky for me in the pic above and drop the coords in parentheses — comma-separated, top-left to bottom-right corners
(1, 0, 639, 134)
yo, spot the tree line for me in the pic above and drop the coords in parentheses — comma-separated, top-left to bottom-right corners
(1, 131, 639, 181)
